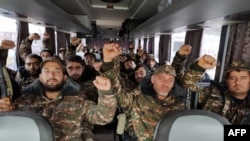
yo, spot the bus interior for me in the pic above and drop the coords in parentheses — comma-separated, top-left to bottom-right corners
(0, 0, 250, 141)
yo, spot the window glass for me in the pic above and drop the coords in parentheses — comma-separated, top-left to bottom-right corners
(154, 34, 160, 62)
(28, 23, 45, 55)
(0, 15, 17, 71)
(200, 26, 222, 80)
(170, 32, 186, 62)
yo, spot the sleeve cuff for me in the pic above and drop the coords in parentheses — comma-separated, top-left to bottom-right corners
(190, 61, 206, 72)
(176, 51, 187, 61)
(98, 88, 113, 95)
(101, 61, 114, 73)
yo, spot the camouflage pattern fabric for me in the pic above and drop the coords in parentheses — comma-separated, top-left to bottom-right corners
(79, 80, 99, 141)
(183, 62, 250, 124)
(19, 38, 32, 57)
(118, 88, 184, 141)
(83, 62, 137, 140)
(14, 88, 117, 141)
(66, 45, 78, 58)
(19, 37, 51, 57)
(104, 58, 185, 141)
(171, 51, 187, 84)
(15, 71, 34, 89)
(227, 61, 250, 72)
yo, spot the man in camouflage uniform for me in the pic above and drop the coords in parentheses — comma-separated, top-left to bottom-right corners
(65, 54, 98, 141)
(0, 56, 117, 141)
(19, 32, 52, 62)
(66, 37, 81, 58)
(15, 53, 43, 89)
(0, 39, 22, 101)
(183, 54, 250, 124)
(100, 43, 185, 141)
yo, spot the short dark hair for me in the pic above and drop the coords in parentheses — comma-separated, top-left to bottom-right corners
(66, 55, 85, 67)
(134, 64, 149, 74)
(40, 49, 53, 56)
(25, 54, 43, 63)
(84, 52, 96, 60)
(40, 57, 66, 74)
(124, 58, 135, 63)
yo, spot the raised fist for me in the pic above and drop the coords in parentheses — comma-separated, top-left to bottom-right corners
(178, 44, 192, 56)
(198, 54, 217, 69)
(70, 37, 81, 46)
(0, 40, 15, 50)
(102, 42, 122, 62)
(28, 33, 40, 40)
(137, 48, 144, 57)
(43, 32, 50, 39)
(93, 76, 111, 91)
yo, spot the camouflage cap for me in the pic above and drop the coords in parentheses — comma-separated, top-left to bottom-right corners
(147, 54, 155, 61)
(227, 61, 250, 72)
(153, 64, 176, 77)
(59, 48, 66, 52)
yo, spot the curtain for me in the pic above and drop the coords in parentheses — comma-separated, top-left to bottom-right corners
(147, 37, 154, 54)
(16, 21, 29, 67)
(65, 33, 70, 48)
(143, 38, 147, 51)
(57, 31, 67, 54)
(138, 39, 141, 48)
(158, 35, 171, 64)
(45, 28, 55, 54)
(184, 29, 203, 67)
(222, 21, 250, 79)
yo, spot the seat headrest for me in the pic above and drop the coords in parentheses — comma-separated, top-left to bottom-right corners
(153, 110, 231, 141)
(0, 111, 55, 141)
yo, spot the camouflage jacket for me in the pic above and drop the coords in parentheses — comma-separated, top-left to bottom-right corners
(19, 37, 51, 56)
(15, 78, 117, 141)
(183, 62, 250, 124)
(15, 68, 35, 89)
(118, 87, 184, 141)
(73, 79, 99, 141)
(66, 44, 78, 58)
(19, 38, 33, 57)
(102, 58, 185, 141)
(171, 51, 188, 84)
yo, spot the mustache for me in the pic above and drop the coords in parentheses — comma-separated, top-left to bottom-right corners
(47, 78, 58, 82)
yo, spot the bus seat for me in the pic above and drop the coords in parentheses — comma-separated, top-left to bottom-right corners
(0, 111, 55, 141)
(153, 110, 230, 141)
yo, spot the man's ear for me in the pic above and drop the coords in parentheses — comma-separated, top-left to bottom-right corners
(39, 73, 42, 81)
(64, 74, 67, 82)
(151, 74, 155, 84)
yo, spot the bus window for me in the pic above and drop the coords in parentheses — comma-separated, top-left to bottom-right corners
(0, 15, 17, 71)
(28, 23, 45, 55)
(200, 26, 222, 80)
(170, 32, 186, 62)
(154, 34, 160, 62)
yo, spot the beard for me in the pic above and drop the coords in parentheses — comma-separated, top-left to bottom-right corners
(28, 69, 40, 78)
(42, 80, 64, 92)
(70, 74, 81, 81)
(136, 77, 143, 83)
(153, 85, 172, 97)
(157, 91, 169, 97)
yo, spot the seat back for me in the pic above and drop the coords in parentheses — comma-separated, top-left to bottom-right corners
(153, 110, 231, 141)
(0, 111, 55, 141)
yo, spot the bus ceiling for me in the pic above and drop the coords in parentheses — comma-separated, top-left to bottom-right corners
(0, 0, 250, 39)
